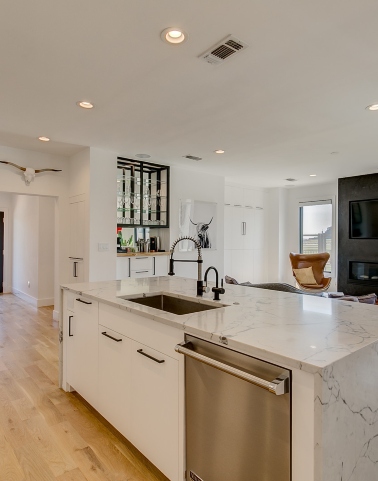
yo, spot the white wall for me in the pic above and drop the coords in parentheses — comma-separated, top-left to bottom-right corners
(88, 148, 117, 282)
(165, 166, 225, 279)
(12, 194, 55, 306)
(0, 192, 13, 292)
(12, 195, 39, 301)
(38, 197, 55, 302)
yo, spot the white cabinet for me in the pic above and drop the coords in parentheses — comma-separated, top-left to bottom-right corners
(116, 257, 130, 280)
(69, 296, 98, 406)
(68, 258, 84, 283)
(130, 341, 179, 481)
(116, 255, 169, 280)
(224, 184, 266, 284)
(130, 256, 154, 277)
(63, 294, 185, 481)
(68, 197, 86, 283)
(98, 326, 132, 437)
(154, 255, 168, 276)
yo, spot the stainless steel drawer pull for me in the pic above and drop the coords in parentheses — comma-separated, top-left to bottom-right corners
(102, 331, 122, 342)
(69, 316, 73, 337)
(135, 270, 149, 273)
(175, 342, 289, 395)
(137, 349, 165, 364)
(135, 257, 148, 259)
(76, 298, 92, 305)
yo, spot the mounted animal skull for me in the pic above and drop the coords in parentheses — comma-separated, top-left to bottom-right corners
(190, 216, 213, 249)
(0, 161, 62, 186)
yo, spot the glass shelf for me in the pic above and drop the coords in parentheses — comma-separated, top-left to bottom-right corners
(117, 158, 169, 228)
(117, 176, 167, 187)
(117, 208, 168, 214)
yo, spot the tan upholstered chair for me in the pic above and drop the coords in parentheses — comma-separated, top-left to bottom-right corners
(289, 252, 332, 292)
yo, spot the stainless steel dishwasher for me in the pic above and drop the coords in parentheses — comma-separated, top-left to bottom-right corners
(176, 334, 291, 481)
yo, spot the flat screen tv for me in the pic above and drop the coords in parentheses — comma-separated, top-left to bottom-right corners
(350, 199, 378, 239)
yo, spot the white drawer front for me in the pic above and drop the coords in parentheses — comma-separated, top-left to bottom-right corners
(130, 270, 154, 278)
(130, 256, 154, 272)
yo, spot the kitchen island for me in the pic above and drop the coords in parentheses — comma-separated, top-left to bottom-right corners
(60, 276, 378, 481)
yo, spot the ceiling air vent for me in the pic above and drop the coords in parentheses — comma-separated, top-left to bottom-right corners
(200, 35, 249, 66)
(183, 155, 202, 161)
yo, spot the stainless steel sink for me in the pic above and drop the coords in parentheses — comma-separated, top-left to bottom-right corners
(123, 294, 226, 315)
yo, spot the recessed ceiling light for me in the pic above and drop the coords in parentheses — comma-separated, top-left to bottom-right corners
(161, 27, 187, 44)
(366, 104, 378, 111)
(76, 101, 94, 109)
(38, 136, 50, 142)
(214, 149, 225, 154)
(135, 154, 151, 159)
(309, 174, 317, 177)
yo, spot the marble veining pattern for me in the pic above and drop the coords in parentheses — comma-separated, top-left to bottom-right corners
(62, 276, 378, 374)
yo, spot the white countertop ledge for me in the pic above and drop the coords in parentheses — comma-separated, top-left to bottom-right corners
(61, 276, 378, 374)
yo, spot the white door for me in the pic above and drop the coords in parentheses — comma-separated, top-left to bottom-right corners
(243, 207, 255, 250)
(130, 340, 179, 481)
(224, 205, 234, 250)
(254, 208, 264, 250)
(231, 206, 244, 250)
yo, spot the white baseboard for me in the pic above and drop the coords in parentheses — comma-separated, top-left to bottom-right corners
(12, 288, 38, 307)
(12, 288, 54, 308)
(53, 310, 59, 321)
(37, 297, 54, 307)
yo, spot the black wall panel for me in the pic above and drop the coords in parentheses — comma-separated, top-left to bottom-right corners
(338, 173, 378, 296)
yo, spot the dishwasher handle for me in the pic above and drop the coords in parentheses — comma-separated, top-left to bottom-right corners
(175, 341, 289, 396)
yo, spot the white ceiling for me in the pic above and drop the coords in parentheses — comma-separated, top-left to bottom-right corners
(1, 0, 378, 187)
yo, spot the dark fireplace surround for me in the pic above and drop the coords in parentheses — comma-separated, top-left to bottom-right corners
(338, 173, 378, 296)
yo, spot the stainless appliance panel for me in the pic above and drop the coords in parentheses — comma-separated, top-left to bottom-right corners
(183, 334, 291, 481)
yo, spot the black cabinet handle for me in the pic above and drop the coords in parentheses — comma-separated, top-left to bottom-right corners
(135, 270, 149, 274)
(102, 331, 122, 342)
(73, 262, 78, 278)
(137, 349, 165, 364)
(69, 315, 73, 336)
(76, 298, 92, 305)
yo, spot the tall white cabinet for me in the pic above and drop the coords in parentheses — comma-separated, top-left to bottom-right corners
(224, 184, 266, 283)
(68, 196, 86, 283)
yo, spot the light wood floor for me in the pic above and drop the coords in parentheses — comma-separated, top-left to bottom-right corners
(0, 293, 164, 481)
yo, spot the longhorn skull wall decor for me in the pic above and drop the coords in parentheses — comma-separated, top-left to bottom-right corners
(0, 161, 62, 186)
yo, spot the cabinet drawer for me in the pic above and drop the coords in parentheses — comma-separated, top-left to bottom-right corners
(74, 296, 98, 318)
(130, 269, 154, 278)
(130, 256, 154, 271)
(99, 303, 184, 358)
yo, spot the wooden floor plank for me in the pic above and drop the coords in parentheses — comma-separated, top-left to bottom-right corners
(0, 427, 25, 481)
(23, 414, 77, 477)
(0, 294, 164, 481)
(0, 387, 34, 451)
(56, 467, 88, 481)
(15, 442, 57, 481)
(12, 397, 39, 421)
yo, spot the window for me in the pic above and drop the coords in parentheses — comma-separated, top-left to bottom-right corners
(299, 200, 332, 273)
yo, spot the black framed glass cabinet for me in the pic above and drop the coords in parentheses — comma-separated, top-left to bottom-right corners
(117, 158, 170, 228)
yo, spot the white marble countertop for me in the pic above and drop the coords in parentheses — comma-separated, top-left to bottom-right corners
(61, 276, 378, 374)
